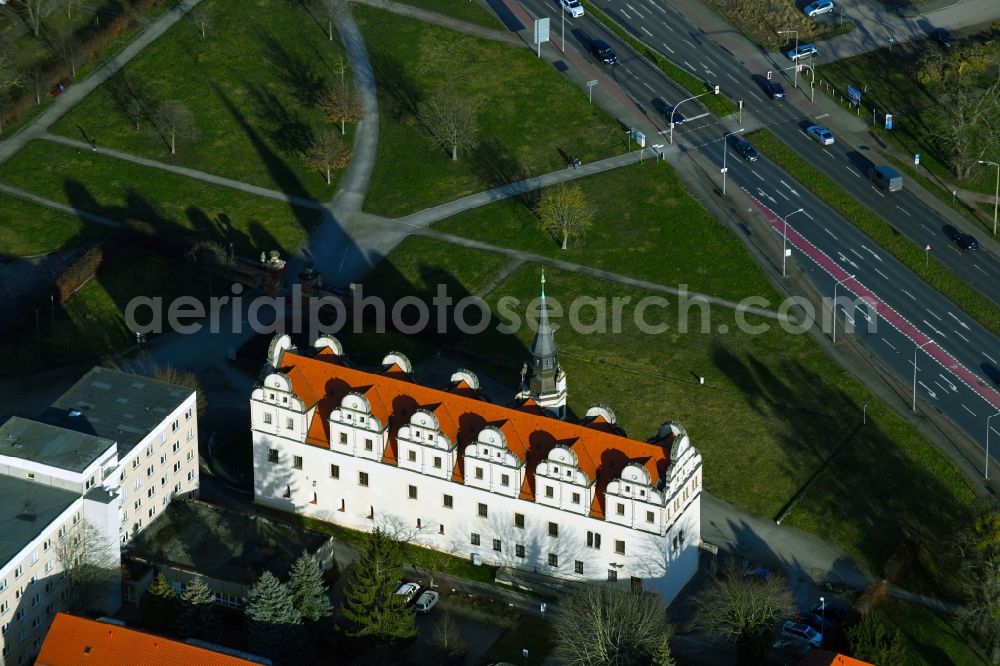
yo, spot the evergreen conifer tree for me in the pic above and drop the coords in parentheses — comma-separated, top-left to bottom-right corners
(139, 573, 177, 635)
(176, 576, 217, 641)
(244, 571, 303, 660)
(340, 528, 416, 641)
(288, 552, 333, 622)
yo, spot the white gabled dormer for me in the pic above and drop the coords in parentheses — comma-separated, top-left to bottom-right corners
(463, 426, 522, 497)
(397, 409, 455, 479)
(329, 391, 386, 460)
(656, 421, 702, 527)
(251, 371, 310, 442)
(534, 445, 592, 515)
(606, 463, 664, 533)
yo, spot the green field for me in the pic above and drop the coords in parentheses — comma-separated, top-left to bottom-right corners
(50, 0, 350, 200)
(0, 141, 320, 255)
(0, 192, 109, 257)
(881, 598, 986, 666)
(356, 6, 624, 217)
(390, 0, 502, 28)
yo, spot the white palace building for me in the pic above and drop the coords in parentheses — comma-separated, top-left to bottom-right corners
(251, 281, 703, 603)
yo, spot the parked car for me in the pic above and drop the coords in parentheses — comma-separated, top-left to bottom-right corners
(743, 565, 771, 582)
(414, 590, 440, 613)
(803, 0, 834, 17)
(786, 44, 819, 60)
(559, 0, 584, 18)
(590, 38, 618, 64)
(798, 611, 833, 633)
(50, 79, 72, 97)
(933, 27, 956, 48)
(870, 164, 903, 192)
(954, 233, 980, 251)
(782, 621, 823, 648)
(734, 139, 759, 162)
(765, 82, 785, 99)
(806, 125, 835, 145)
(394, 582, 421, 603)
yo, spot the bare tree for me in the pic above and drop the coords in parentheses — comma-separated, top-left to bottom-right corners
(50, 27, 82, 77)
(414, 541, 461, 590)
(929, 72, 1000, 179)
(319, 81, 361, 135)
(536, 184, 594, 250)
(55, 518, 118, 613)
(24, 63, 45, 105)
(64, 0, 78, 18)
(418, 90, 479, 161)
(188, 6, 211, 38)
(956, 511, 1000, 663)
(0, 53, 24, 92)
(300, 130, 350, 184)
(107, 72, 155, 131)
(6, 0, 48, 37)
(149, 365, 207, 416)
(553, 585, 675, 666)
(332, 55, 348, 86)
(318, 0, 350, 41)
(154, 100, 197, 154)
(691, 566, 794, 659)
(433, 613, 465, 659)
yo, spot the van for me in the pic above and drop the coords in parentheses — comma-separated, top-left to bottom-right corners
(870, 165, 903, 192)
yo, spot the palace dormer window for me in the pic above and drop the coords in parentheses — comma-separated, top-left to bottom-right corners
(616, 503, 625, 515)
(475, 467, 484, 480)
(545, 486, 554, 498)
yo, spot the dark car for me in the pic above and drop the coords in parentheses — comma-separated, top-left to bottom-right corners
(798, 612, 833, 633)
(653, 98, 685, 124)
(955, 233, 980, 251)
(766, 81, 785, 100)
(933, 27, 956, 48)
(734, 139, 759, 162)
(50, 79, 71, 97)
(591, 38, 618, 64)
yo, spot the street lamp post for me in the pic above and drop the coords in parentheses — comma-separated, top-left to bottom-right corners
(987, 412, 1000, 481)
(832, 273, 855, 343)
(561, 8, 565, 53)
(670, 85, 721, 145)
(977, 160, 999, 236)
(778, 30, 799, 89)
(782, 208, 805, 277)
(912, 339, 934, 412)
(819, 596, 825, 628)
(721, 128, 744, 195)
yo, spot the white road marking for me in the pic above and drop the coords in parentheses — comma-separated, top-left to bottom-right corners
(662, 42, 674, 53)
(801, 210, 813, 220)
(727, 72, 739, 83)
(873, 267, 888, 280)
(641, 25, 653, 36)
(901, 289, 916, 300)
(750, 92, 764, 102)
(871, 187, 885, 198)
(846, 166, 861, 178)
(777, 190, 791, 201)
(922, 381, 939, 399)
(861, 245, 882, 261)
(684, 39, 696, 48)
(984, 352, 998, 364)
(974, 264, 989, 275)
(895, 205, 911, 217)
(643, 82, 655, 92)
(920, 223, 931, 232)
(626, 3, 645, 18)
(621, 9, 632, 18)
(857, 310, 871, 322)
(752, 171, 765, 182)
(882, 337, 896, 350)
(839, 308, 855, 325)
(938, 374, 957, 391)
(686, 112, 709, 121)
(947, 312, 970, 330)
(650, 2, 667, 13)
(823, 227, 837, 240)
(822, 148, 835, 158)
(849, 248, 864, 260)
(926, 309, 942, 321)
(955, 330, 970, 343)
(663, 22, 674, 31)
(704, 56, 718, 67)
(684, 60, 697, 72)
(815, 113, 829, 119)
(923, 320, 947, 338)
(962, 404, 977, 417)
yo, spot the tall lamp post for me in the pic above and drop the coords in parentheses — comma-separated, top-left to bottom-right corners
(721, 128, 744, 195)
(782, 208, 806, 277)
(670, 85, 721, 145)
(987, 412, 1000, 480)
(977, 160, 999, 236)
(832, 273, 855, 343)
(778, 30, 799, 89)
(819, 596, 825, 628)
(912, 339, 934, 412)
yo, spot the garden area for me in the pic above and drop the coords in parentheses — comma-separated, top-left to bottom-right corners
(0, 190, 107, 257)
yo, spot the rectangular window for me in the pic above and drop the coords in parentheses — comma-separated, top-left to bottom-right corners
(264, 412, 272, 424)
(574, 560, 584, 575)
(608, 569, 618, 582)
(173, 461, 181, 473)
(172, 442, 180, 453)
(474, 467, 484, 480)
(13, 566, 21, 580)
(515, 544, 525, 558)
(433, 456, 442, 469)
(514, 513, 524, 529)
(544, 485, 554, 498)
(443, 494, 453, 508)
(501, 473, 510, 487)
(586, 531, 601, 549)
(646, 511, 655, 523)
(616, 502, 625, 516)
(330, 464, 340, 479)
(408, 485, 417, 500)
(478, 503, 488, 518)
(365, 439, 373, 451)
(268, 449, 279, 463)
(293, 456, 303, 470)
(407, 450, 416, 462)
(492, 539, 501, 552)
(548, 553, 558, 568)
(615, 540, 625, 555)
(471, 533, 480, 546)
(548, 522, 558, 538)
(339, 432, 348, 444)
(572, 492, 581, 504)
(358, 472, 369, 487)
(286, 417, 294, 430)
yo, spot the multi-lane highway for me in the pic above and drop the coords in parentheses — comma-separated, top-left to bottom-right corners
(517, 0, 1000, 469)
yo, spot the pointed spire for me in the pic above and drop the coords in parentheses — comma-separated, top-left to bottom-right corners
(530, 271, 557, 368)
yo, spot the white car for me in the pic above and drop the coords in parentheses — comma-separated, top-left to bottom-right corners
(803, 1, 834, 17)
(559, 0, 585, 18)
(806, 125, 835, 145)
(786, 44, 818, 61)
(414, 590, 440, 613)
(394, 582, 421, 603)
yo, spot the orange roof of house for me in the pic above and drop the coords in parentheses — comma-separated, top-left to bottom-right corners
(278, 350, 673, 517)
(35, 614, 262, 666)
(798, 650, 874, 666)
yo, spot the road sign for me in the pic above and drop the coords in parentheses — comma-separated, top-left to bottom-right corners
(884, 113, 893, 130)
(632, 129, 646, 148)
(720, 167, 728, 174)
(534, 18, 549, 45)
(767, 71, 772, 80)
(914, 153, 920, 165)
(847, 85, 861, 107)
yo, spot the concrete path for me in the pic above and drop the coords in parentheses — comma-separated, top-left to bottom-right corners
(353, 0, 520, 46)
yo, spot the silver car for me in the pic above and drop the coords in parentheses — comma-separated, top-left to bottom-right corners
(806, 125, 835, 145)
(803, 1, 834, 17)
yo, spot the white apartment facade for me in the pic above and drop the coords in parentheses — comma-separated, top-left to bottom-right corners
(252, 334, 702, 603)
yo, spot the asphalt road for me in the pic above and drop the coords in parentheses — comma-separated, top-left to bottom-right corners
(516, 0, 1000, 470)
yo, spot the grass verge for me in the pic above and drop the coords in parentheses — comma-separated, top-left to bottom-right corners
(581, 0, 734, 116)
(389, 0, 502, 28)
(881, 598, 986, 666)
(748, 128, 1000, 339)
(0, 140, 320, 255)
(51, 0, 350, 201)
(0, 192, 109, 257)
(356, 5, 624, 217)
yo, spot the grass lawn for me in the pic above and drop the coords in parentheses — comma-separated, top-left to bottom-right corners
(880, 598, 987, 666)
(356, 6, 625, 217)
(0, 192, 109, 257)
(747, 128, 1000, 341)
(50, 0, 351, 201)
(477, 614, 553, 665)
(0, 141, 320, 255)
(390, 0, 502, 28)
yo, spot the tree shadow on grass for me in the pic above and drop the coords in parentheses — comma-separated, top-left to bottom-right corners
(368, 50, 422, 121)
(471, 137, 538, 210)
(246, 81, 316, 156)
(259, 31, 328, 107)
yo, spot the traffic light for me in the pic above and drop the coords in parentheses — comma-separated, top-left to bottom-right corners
(767, 71, 772, 80)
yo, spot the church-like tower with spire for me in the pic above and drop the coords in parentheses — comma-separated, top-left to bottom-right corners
(517, 272, 568, 419)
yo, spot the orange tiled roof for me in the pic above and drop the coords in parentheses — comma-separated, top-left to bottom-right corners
(35, 613, 262, 666)
(278, 350, 672, 515)
(798, 650, 874, 666)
